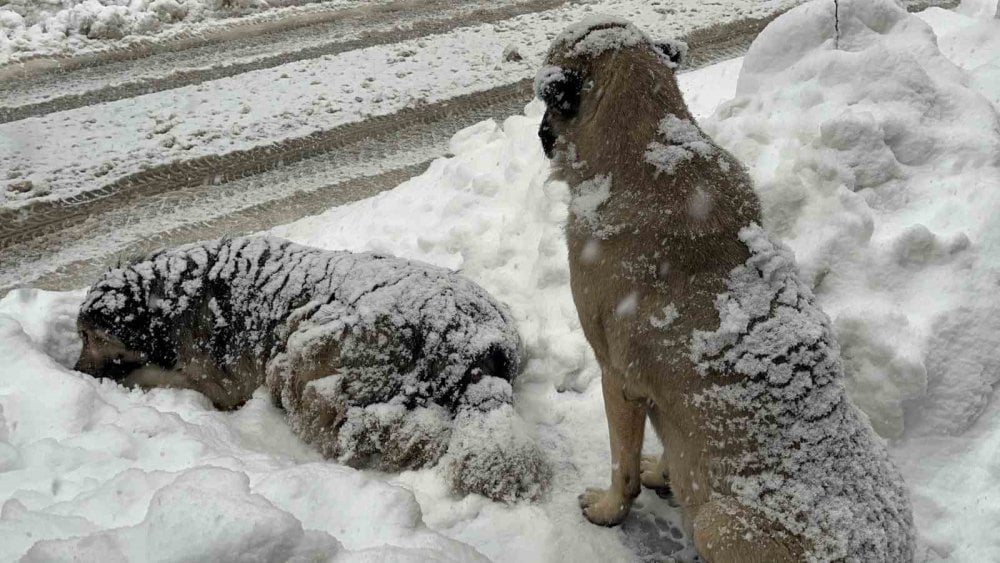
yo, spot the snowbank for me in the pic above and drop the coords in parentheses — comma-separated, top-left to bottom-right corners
(705, 0, 1000, 439)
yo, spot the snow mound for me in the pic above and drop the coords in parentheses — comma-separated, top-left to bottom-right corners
(704, 0, 1000, 437)
(20, 467, 343, 562)
(77, 235, 547, 501)
(691, 224, 914, 561)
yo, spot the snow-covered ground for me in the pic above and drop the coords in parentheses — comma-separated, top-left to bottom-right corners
(1, 0, 999, 561)
(0, 0, 379, 62)
(0, 0, 797, 208)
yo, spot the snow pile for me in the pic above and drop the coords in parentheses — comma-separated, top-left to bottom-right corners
(691, 224, 914, 561)
(76, 235, 547, 502)
(18, 467, 344, 562)
(0, 0, 361, 60)
(917, 3, 1000, 108)
(704, 0, 1000, 438)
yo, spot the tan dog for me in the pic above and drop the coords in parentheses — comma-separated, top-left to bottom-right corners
(537, 17, 914, 561)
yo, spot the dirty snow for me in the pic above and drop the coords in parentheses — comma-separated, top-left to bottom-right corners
(2, 1, 1000, 561)
(0, 0, 377, 62)
(0, 0, 802, 208)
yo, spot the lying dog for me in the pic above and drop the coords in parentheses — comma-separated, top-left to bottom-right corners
(536, 17, 914, 561)
(75, 235, 549, 501)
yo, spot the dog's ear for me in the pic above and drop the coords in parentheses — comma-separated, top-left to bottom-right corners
(535, 67, 584, 119)
(654, 39, 687, 68)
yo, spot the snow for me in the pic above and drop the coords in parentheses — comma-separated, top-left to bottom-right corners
(2, 2, 1000, 561)
(546, 15, 648, 59)
(0, 0, 375, 61)
(0, 0, 802, 208)
(644, 114, 716, 177)
(567, 174, 614, 237)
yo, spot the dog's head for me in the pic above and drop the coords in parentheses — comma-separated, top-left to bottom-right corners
(535, 17, 687, 164)
(74, 318, 149, 380)
(74, 264, 182, 380)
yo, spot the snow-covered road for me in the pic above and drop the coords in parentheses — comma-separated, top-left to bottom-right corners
(0, 0, 794, 294)
(0, 0, 799, 209)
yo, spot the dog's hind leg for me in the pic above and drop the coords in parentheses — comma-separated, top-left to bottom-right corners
(640, 453, 671, 491)
(692, 498, 803, 563)
(579, 367, 646, 527)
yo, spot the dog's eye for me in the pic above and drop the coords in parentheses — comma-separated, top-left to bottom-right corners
(536, 68, 584, 119)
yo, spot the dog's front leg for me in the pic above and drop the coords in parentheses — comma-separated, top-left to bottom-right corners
(579, 369, 645, 526)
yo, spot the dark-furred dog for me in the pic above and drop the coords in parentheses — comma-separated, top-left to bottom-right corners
(76, 235, 549, 501)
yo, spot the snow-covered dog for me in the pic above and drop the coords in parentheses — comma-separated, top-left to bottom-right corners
(75, 235, 549, 501)
(536, 17, 914, 561)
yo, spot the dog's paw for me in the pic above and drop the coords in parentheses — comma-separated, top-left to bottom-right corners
(640, 455, 671, 492)
(579, 487, 630, 527)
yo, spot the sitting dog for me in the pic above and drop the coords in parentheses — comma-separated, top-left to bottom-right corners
(75, 235, 549, 501)
(536, 17, 914, 561)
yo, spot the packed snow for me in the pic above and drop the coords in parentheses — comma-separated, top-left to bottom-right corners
(1, 0, 999, 561)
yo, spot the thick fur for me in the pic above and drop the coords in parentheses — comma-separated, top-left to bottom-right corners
(75, 235, 549, 501)
(538, 17, 914, 562)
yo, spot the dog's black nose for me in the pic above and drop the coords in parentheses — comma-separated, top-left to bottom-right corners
(539, 114, 557, 159)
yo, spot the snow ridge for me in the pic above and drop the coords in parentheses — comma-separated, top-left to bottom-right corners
(79, 235, 549, 501)
(690, 224, 914, 561)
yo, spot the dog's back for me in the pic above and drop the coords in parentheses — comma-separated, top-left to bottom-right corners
(78, 236, 521, 413)
(691, 225, 914, 561)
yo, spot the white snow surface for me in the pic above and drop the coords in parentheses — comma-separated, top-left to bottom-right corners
(2, 3, 1000, 561)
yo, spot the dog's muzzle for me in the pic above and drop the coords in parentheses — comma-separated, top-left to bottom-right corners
(539, 112, 557, 159)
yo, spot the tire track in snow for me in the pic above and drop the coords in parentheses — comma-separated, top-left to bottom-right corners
(1, 13, 797, 292)
(0, 0, 570, 124)
(0, 14, 796, 294)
